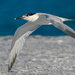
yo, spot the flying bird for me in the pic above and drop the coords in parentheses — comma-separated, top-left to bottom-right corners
(8, 13, 75, 71)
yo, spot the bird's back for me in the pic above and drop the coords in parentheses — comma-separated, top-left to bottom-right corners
(33, 16, 50, 25)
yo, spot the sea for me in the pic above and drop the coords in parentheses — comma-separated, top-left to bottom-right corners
(0, 0, 75, 36)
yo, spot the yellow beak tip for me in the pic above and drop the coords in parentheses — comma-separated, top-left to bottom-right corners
(14, 18, 16, 20)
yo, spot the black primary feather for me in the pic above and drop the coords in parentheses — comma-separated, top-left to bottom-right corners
(8, 54, 17, 72)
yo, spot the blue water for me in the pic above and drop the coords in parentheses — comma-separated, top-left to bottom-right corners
(0, 0, 75, 36)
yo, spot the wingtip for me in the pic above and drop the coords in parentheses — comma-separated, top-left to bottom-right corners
(8, 67, 10, 72)
(8, 62, 12, 72)
(8, 54, 17, 72)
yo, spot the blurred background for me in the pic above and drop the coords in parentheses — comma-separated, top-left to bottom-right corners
(0, 0, 75, 36)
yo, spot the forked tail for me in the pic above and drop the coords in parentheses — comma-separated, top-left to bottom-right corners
(59, 17, 75, 22)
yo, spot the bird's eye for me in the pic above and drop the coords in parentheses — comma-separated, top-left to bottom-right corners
(26, 14, 29, 16)
(24, 13, 35, 17)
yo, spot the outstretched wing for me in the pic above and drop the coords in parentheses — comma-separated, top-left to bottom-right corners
(43, 14, 75, 38)
(8, 22, 41, 71)
(49, 19, 75, 38)
(38, 13, 75, 38)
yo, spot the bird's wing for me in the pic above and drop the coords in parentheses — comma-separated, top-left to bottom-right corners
(8, 22, 41, 71)
(47, 17, 75, 38)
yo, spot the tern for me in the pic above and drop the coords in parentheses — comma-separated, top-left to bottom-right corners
(8, 13, 75, 71)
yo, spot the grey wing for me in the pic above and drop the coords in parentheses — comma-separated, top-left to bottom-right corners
(50, 19, 75, 38)
(8, 22, 41, 71)
(38, 13, 75, 38)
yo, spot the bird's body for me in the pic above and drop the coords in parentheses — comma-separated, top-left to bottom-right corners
(8, 13, 75, 71)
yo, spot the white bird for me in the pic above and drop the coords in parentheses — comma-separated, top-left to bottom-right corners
(8, 13, 75, 71)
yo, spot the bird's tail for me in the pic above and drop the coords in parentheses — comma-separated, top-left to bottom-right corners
(59, 17, 75, 22)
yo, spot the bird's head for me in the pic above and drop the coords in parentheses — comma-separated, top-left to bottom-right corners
(14, 13, 39, 22)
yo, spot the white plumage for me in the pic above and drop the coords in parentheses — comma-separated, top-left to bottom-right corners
(8, 13, 75, 71)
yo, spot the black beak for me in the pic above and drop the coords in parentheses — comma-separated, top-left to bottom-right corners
(14, 17, 23, 20)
